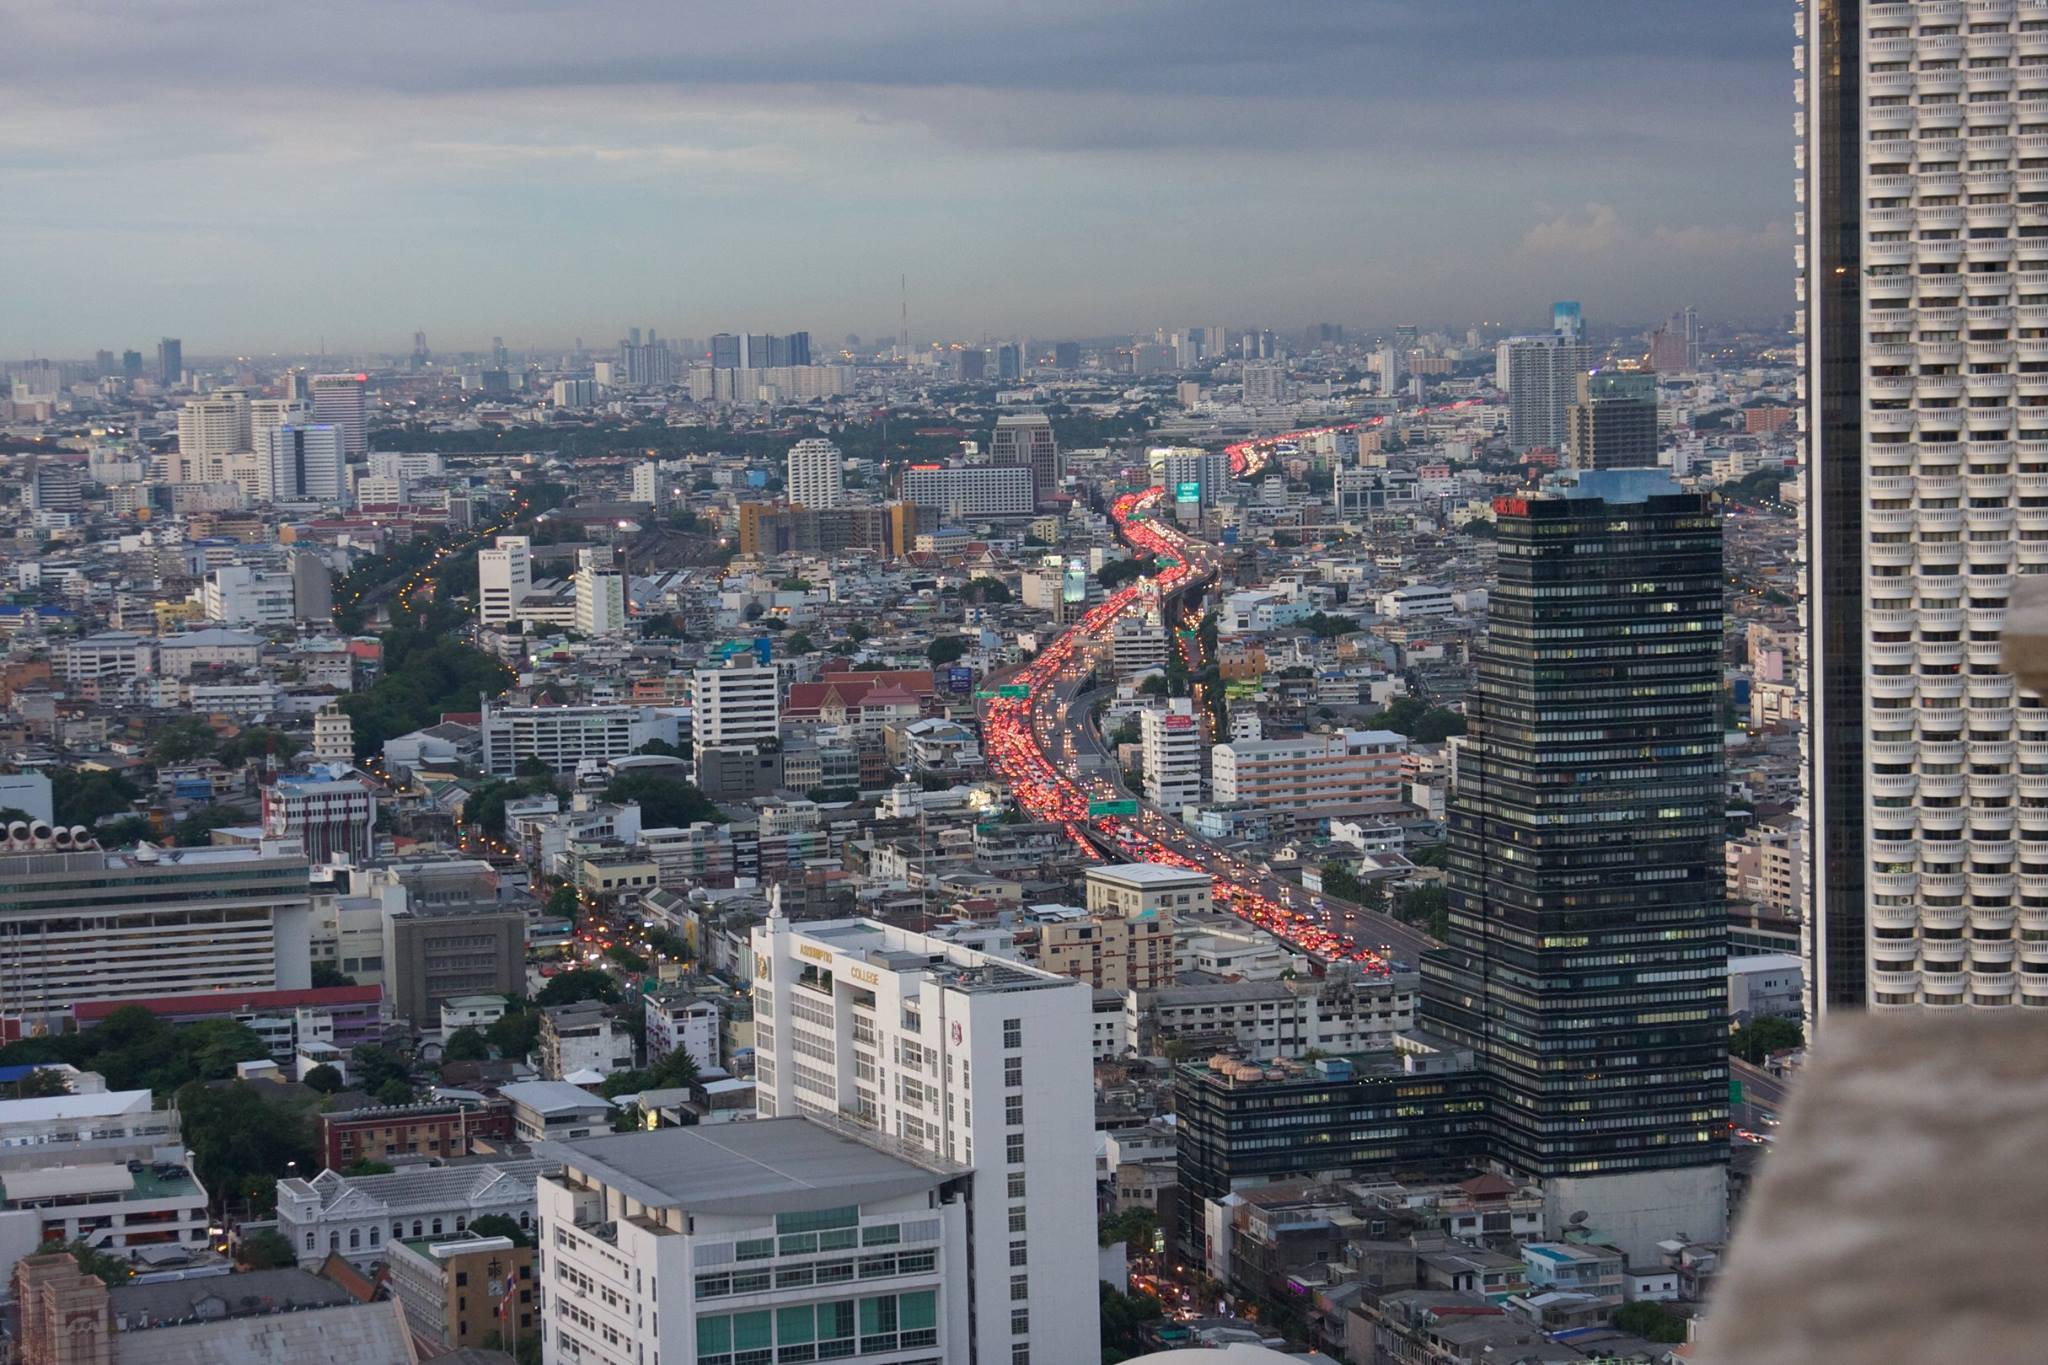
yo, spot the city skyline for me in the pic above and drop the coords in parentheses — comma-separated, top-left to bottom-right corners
(3, 1, 1792, 355)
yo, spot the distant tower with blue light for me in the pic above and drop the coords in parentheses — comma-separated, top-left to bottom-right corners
(1552, 300, 1584, 340)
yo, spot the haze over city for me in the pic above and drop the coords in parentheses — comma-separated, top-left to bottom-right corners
(5, 1, 2035, 1362)
(3, 1, 1792, 355)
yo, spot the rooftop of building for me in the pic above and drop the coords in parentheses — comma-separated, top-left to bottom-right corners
(557, 1117, 959, 1217)
(0, 1087, 156, 1125)
(0, 1160, 200, 1205)
(284, 1156, 559, 1215)
(109, 1267, 354, 1325)
(790, 916, 1074, 993)
(1086, 862, 1213, 889)
(498, 1080, 614, 1114)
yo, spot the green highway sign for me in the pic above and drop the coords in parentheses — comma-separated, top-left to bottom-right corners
(974, 690, 997, 699)
(1730, 1079, 1744, 1106)
(1089, 799, 1139, 817)
(975, 684, 1029, 700)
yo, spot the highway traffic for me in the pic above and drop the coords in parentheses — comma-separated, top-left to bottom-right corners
(978, 433, 1442, 973)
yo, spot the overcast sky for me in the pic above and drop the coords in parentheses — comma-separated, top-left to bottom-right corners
(0, 1, 1792, 357)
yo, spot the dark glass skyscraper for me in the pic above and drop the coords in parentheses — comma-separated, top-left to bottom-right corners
(1421, 471, 1729, 1183)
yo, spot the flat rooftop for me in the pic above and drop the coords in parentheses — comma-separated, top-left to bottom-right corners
(560, 1117, 961, 1217)
(1086, 862, 1212, 889)
(793, 918, 1072, 994)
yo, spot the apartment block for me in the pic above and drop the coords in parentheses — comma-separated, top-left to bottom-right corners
(750, 912, 1100, 1364)
(1209, 730, 1405, 809)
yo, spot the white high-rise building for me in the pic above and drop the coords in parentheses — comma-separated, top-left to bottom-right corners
(1141, 698, 1204, 811)
(572, 547, 627, 637)
(691, 658, 780, 749)
(250, 397, 309, 442)
(1504, 334, 1591, 452)
(260, 422, 346, 505)
(477, 535, 532, 627)
(629, 460, 672, 508)
(1799, 0, 2048, 1019)
(310, 373, 369, 459)
(787, 437, 845, 509)
(202, 564, 296, 627)
(537, 1121, 971, 1365)
(173, 392, 252, 482)
(751, 912, 1101, 1365)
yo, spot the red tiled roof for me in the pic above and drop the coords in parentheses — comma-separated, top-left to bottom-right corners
(823, 669, 933, 696)
(73, 985, 382, 1021)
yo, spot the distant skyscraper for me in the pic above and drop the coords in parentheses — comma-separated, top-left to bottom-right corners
(262, 423, 346, 505)
(120, 350, 142, 380)
(996, 342, 1022, 380)
(709, 333, 741, 369)
(1421, 469, 1728, 1248)
(989, 410, 1060, 506)
(1646, 313, 1693, 374)
(1241, 362, 1288, 407)
(1551, 300, 1584, 341)
(953, 348, 987, 382)
(310, 374, 369, 460)
(1565, 370, 1659, 471)
(786, 437, 844, 510)
(1053, 341, 1081, 370)
(156, 337, 182, 386)
(1504, 334, 1591, 453)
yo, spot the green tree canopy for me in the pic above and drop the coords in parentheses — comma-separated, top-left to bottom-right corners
(1731, 1015, 1803, 1063)
(235, 1228, 298, 1269)
(301, 1063, 345, 1093)
(925, 636, 968, 666)
(442, 1027, 491, 1063)
(602, 770, 726, 828)
(536, 970, 623, 1008)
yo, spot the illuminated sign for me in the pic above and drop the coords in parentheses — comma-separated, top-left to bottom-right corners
(1164, 715, 1195, 730)
(1176, 481, 1201, 502)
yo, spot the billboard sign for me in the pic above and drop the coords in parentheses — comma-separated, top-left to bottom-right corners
(946, 665, 974, 694)
(1176, 480, 1202, 502)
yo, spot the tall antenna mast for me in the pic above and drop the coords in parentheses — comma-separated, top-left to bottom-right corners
(899, 274, 909, 359)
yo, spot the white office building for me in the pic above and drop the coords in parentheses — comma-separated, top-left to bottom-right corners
(61, 631, 155, 686)
(479, 702, 676, 778)
(572, 548, 627, 637)
(1799, 0, 2048, 1018)
(173, 393, 251, 482)
(261, 422, 346, 504)
(750, 912, 1101, 1365)
(787, 437, 845, 510)
(1141, 699, 1204, 811)
(0, 840, 313, 1031)
(0, 1089, 211, 1255)
(310, 374, 369, 459)
(900, 464, 1036, 519)
(202, 563, 297, 627)
(537, 1121, 968, 1365)
(478, 535, 533, 628)
(691, 659, 780, 749)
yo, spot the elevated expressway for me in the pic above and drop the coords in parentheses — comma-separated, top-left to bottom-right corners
(979, 421, 1448, 970)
